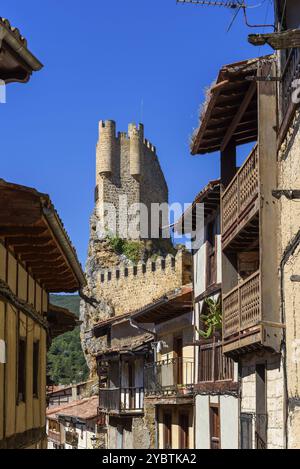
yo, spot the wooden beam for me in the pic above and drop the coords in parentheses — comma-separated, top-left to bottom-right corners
(32, 268, 71, 278)
(0, 226, 47, 237)
(6, 236, 53, 246)
(13, 246, 58, 255)
(221, 82, 256, 152)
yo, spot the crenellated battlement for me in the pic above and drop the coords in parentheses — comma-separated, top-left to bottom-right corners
(98, 120, 158, 157)
(94, 249, 192, 317)
(99, 253, 176, 284)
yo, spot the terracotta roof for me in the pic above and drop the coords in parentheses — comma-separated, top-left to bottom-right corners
(47, 396, 98, 421)
(0, 17, 43, 83)
(48, 303, 81, 339)
(174, 179, 220, 235)
(0, 179, 86, 292)
(96, 333, 154, 358)
(47, 380, 94, 396)
(131, 284, 193, 325)
(191, 55, 274, 155)
(0, 17, 28, 45)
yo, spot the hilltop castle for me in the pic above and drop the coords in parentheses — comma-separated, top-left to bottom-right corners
(80, 120, 191, 374)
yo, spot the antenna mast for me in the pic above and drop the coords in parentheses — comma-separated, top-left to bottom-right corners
(176, 0, 243, 8)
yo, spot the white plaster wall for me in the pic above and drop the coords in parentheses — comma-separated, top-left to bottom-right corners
(195, 394, 239, 449)
(193, 243, 206, 298)
(216, 234, 222, 284)
(220, 395, 239, 449)
(195, 395, 210, 449)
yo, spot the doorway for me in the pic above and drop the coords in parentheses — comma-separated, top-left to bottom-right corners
(174, 336, 183, 385)
(163, 412, 172, 449)
(179, 412, 189, 449)
(210, 404, 220, 449)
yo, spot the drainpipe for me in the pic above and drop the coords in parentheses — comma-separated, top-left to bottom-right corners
(279, 228, 300, 450)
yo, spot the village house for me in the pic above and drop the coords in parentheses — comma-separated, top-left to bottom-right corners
(191, 52, 284, 449)
(47, 380, 96, 408)
(46, 396, 104, 449)
(0, 18, 87, 449)
(247, 0, 300, 450)
(0, 180, 86, 449)
(131, 285, 194, 449)
(174, 180, 239, 449)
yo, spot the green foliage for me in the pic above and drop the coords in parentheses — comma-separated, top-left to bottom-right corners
(47, 295, 89, 385)
(108, 233, 125, 255)
(195, 298, 222, 339)
(123, 241, 142, 264)
(107, 232, 142, 264)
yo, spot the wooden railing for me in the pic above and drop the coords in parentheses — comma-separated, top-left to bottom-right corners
(222, 145, 259, 237)
(48, 430, 62, 445)
(144, 357, 194, 395)
(223, 270, 260, 339)
(99, 387, 144, 413)
(281, 47, 300, 122)
(198, 339, 234, 382)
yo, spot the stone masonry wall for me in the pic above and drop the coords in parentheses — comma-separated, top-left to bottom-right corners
(278, 108, 300, 448)
(240, 352, 284, 449)
(96, 250, 192, 317)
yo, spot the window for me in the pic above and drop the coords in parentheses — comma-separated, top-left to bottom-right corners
(210, 404, 220, 449)
(255, 364, 267, 449)
(33, 341, 39, 398)
(18, 338, 26, 403)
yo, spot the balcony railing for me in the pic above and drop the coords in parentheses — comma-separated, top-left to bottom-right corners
(281, 47, 300, 122)
(144, 357, 194, 396)
(223, 270, 260, 340)
(222, 145, 259, 243)
(48, 430, 62, 445)
(99, 387, 144, 414)
(198, 339, 234, 383)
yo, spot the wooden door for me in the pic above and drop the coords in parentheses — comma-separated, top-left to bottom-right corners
(174, 336, 183, 385)
(128, 361, 135, 410)
(179, 412, 189, 449)
(163, 412, 172, 449)
(210, 405, 220, 449)
(255, 364, 267, 449)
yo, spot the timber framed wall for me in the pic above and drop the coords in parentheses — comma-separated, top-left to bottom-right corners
(0, 241, 48, 448)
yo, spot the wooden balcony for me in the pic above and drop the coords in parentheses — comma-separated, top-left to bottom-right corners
(99, 387, 144, 415)
(280, 47, 300, 131)
(222, 145, 259, 250)
(144, 357, 194, 397)
(47, 430, 62, 445)
(223, 270, 262, 353)
(195, 338, 237, 393)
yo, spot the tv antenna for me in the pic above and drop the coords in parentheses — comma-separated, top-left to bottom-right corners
(176, 0, 275, 31)
(176, 0, 244, 8)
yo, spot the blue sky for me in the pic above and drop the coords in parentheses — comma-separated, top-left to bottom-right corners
(1, 0, 274, 265)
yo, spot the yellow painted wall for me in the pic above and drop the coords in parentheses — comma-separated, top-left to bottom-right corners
(157, 323, 195, 386)
(0, 242, 48, 445)
(158, 406, 194, 449)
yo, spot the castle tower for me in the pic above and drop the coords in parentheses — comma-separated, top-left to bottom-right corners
(95, 120, 169, 242)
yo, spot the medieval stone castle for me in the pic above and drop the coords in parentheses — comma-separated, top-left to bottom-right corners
(80, 120, 191, 375)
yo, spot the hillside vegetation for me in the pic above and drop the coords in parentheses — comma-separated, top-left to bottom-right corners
(47, 295, 89, 385)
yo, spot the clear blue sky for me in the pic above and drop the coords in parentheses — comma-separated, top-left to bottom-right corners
(1, 0, 274, 265)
